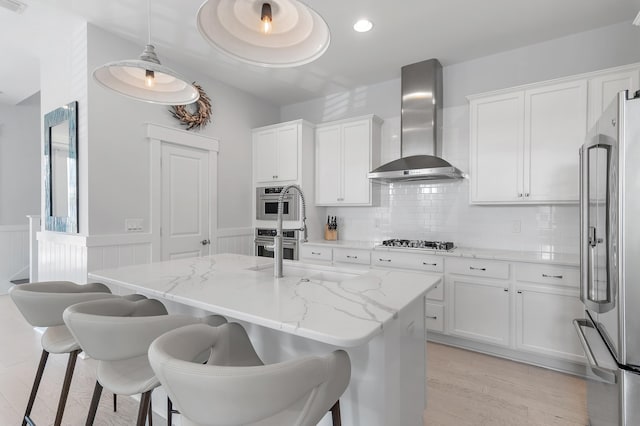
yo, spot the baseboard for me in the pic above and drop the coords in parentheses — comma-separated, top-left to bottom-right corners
(427, 332, 588, 378)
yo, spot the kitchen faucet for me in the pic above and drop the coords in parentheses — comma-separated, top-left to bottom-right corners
(274, 184, 308, 278)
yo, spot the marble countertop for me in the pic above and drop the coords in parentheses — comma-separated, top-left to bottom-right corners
(304, 240, 579, 266)
(88, 254, 440, 348)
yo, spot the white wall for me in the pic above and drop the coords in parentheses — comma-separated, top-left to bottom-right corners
(280, 21, 640, 253)
(86, 25, 280, 235)
(0, 94, 39, 290)
(0, 92, 41, 225)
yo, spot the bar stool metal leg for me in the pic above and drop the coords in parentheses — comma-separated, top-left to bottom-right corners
(54, 349, 80, 426)
(147, 392, 153, 426)
(330, 400, 341, 426)
(113, 393, 117, 412)
(137, 390, 152, 426)
(23, 349, 49, 426)
(85, 381, 103, 426)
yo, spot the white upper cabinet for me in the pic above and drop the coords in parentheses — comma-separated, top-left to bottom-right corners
(253, 123, 300, 184)
(470, 79, 586, 204)
(587, 69, 640, 129)
(315, 115, 382, 206)
(470, 92, 524, 203)
(470, 64, 640, 205)
(525, 80, 587, 203)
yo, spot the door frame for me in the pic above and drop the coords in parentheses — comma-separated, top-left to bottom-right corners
(146, 123, 219, 262)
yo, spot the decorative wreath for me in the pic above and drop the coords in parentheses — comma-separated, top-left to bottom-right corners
(170, 83, 212, 130)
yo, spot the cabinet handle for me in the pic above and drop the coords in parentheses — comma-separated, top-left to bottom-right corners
(517, 290, 523, 294)
(423, 262, 438, 266)
(525, 193, 530, 197)
(469, 266, 486, 271)
(337, 198, 344, 201)
(426, 315, 438, 320)
(346, 255, 358, 259)
(273, 175, 278, 179)
(542, 273, 563, 279)
(379, 258, 392, 262)
(503, 288, 509, 292)
(311, 252, 321, 255)
(518, 193, 523, 198)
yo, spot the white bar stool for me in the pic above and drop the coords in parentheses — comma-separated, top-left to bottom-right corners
(148, 322, 351, 426)
(63, 297, 226, 426)
(9, 281, 115, 426)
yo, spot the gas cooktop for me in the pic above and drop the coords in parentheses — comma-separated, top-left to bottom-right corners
(378, 239, 455, 251)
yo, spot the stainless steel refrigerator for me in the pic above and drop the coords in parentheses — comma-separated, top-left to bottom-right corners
(574, 90, 640, 426)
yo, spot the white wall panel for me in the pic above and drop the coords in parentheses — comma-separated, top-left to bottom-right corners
(217, 227, 254, 256)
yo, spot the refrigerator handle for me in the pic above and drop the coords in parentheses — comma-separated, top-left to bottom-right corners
(579, 146, 590, 305)
(573, 319, 617, 384)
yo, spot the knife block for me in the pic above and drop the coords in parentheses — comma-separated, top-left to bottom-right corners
(324, 225, 338, 241)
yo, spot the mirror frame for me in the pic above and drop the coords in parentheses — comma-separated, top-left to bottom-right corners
(44, 101, 78, 233)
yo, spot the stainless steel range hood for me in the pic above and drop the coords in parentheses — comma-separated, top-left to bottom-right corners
(368, 59, 464, 183)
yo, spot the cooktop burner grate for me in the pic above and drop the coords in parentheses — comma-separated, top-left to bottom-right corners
(380, 239, 455, 251)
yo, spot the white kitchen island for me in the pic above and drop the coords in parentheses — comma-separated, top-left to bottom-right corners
(88, 254, 440, 426)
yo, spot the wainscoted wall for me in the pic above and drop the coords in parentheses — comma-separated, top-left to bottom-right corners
(37, 228, 256, 284)
(0, 225, 29, 294)
(217, 227, 254, 256)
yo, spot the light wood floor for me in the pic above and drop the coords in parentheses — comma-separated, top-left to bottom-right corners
(424, 342, 588, 426)
(0, 294, 587, 425)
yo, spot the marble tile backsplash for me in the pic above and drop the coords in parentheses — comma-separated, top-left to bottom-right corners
(327, 180, 579, 254)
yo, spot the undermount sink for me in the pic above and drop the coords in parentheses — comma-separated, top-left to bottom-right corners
(255, 262, 360, 283)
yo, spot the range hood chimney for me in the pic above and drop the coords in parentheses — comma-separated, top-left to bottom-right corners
(368, 59, 464, 183)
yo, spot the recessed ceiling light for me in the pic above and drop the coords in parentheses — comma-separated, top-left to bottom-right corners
(353, 19, 373, 33)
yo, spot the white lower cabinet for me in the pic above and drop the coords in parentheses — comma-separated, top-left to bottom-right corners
(515, 285, 585, 362)
(447, 275, 511, 346)
(298, 245, 584, 368)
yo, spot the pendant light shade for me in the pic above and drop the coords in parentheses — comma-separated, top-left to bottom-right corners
(93, 45, 199, 105)
(197, 0, 331, 68)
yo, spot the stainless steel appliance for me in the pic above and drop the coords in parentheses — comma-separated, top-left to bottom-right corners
(256, 187, 300, 221)
(574, 90, 640, 426)
(378, 239, 454, 251)
(254, 228, 299, 260)
(368, 59, 464, 183)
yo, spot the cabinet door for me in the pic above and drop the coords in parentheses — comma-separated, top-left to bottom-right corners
(315, 125, 341, 205)
(254, 129, 278, 183)
(588, 69, 640, 129)
(516, 286, 585, 362)
(525, 80, 587, 202)
(275, 124, 298, 182)
(342, 120, 371, 205)
(470, 92, 524, 203)
(447, 276, 511, 346)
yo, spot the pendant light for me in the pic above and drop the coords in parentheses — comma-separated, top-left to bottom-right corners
(196, 0, 331, 68)
(92, 0, 199, 105)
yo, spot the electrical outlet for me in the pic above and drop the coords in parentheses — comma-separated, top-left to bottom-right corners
(511, 220, 521, 233)
(125, 218, 143, 232)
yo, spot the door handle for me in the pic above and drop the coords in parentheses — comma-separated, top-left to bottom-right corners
(573, 319, 617, 383)
(200, 239, 211, 246)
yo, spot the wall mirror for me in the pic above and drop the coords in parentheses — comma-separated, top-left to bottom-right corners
(44, 101, 78, 233)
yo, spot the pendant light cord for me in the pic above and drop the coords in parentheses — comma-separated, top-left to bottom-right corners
(147, 0, 151, 45)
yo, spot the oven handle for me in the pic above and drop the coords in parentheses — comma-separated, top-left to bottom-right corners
(573, 319, 617, 384)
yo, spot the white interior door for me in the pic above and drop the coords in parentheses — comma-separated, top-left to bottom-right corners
(161, 143, 210, 260)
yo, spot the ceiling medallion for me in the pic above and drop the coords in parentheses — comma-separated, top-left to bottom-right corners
(170, 83, 212, 130)
(196, 0, 331, 67)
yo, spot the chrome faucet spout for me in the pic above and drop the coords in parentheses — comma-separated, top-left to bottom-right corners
(275, 184, 307, 278)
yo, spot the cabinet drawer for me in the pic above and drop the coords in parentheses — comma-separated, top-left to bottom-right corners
(515, 263, 579, 287)
(425, 303, 444, 333)
(446, 257, 509, 280)
(372, 251, 443, 272)
(300, 246, 332, 262)
(333, 248, 371, 265)
(426, 279, 444, 301)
